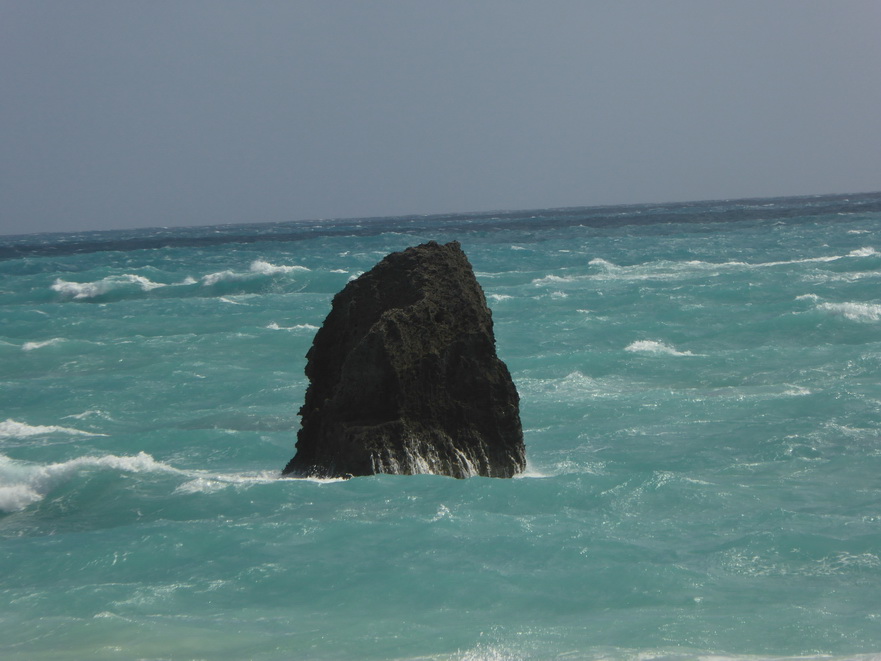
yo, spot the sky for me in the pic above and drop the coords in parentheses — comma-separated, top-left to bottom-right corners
(2, 1, 880, 235)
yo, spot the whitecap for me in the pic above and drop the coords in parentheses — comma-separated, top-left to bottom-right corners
(51, 274, 166, 300)
(63, 410, 114, 421)
(266, 322, 319, 331)
(514, 460, 551, 479)
(430, 504, 452, 521)
(487, 294, 513, 302)
(517, 371, 604, 400)
(0, 451, 178, 513)
(21, 338, 64, 351)
(0, 418, 105, 438)
(625, 340, 696, 356)
(0, 447, 353, 512)
(531, 274, 576, 286)
(249, 259, 310, 275)
(0, 451, 312, 513)
(201, 270, 247, 286)
(583, 252, 873, 285)
(218, 296, 250, 305)
(588, 257, 618, 269)
(173, 470, 280, 495)
(816, 301, 881, 322)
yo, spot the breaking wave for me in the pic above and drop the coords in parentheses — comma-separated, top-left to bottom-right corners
(0, 450, 344, 513)
(51, 274, 168, 300)
(530, 248, 881, 287)
(266, 322, 319, 331)
(0, 418, 105, 439)
(625, 340, 697, 356)
(816, 301, 881, 322)
(201, 259, 309, 286)
(248, 259, 310, 275)
(48, 258, 310, 302)
(21, 338, 65, 351)
(0, 451, 175, 513)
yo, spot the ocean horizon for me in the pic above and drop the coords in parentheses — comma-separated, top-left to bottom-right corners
(3, 191, 881, 660)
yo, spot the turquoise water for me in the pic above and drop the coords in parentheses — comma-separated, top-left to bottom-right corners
(2, 193, 881, 660)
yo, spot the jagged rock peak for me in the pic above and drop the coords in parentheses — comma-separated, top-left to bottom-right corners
(282, 240, 525, 479)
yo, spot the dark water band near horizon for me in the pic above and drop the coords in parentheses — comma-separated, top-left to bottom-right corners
(2, 191, 881, 660)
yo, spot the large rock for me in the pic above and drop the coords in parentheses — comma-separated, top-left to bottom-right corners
(282, 240, 525, 479)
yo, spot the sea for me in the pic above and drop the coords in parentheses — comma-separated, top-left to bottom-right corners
(2, 192, 881, 661)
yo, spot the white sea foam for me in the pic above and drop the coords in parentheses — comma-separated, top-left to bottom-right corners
(63, 410, 113, 421)
(625, 340, 696, 356)
(218, 296, 250, 305)
(51, 274, 166, 299)
(0, 447, 350, 511)
(0, 419, 104, 439)
(0, 450, 335, 512)
(514, 460, 550, 479)
(21, 338, 64, 351)
(574, 249, 878, 285)
(816, 301, 881, 322)
(202, 260, 309, 286)
(517, 371, 607, 401)
(0, 451, 178, 513)
(531, 274, 576, 286)
(487, 294, 513, 302)
(533, 248, 879, 291)
(173, 470, 282, 495)
(249, 259, 310, 275)
(201, 270, 245, 286)
(266, 322, 319, 331)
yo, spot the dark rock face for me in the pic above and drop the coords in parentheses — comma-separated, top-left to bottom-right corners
(282, 241, 525, 479)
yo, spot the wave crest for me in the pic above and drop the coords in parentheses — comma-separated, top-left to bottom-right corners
(266, 322, 319, 331)
(0, 419, 104, 438)
(816, 301, 881, 323)
(51, 274, 166, 300)
(0, 451, 177, 513)
(249, 259, 310, 275)
(21, 338, 65, 352)
(625, 340, 697, 356)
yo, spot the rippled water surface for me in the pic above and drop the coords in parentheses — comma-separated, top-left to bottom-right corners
(2, 193, 881, 660)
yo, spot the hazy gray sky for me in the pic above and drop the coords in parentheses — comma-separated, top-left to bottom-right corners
(2, 1, 880, 235)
